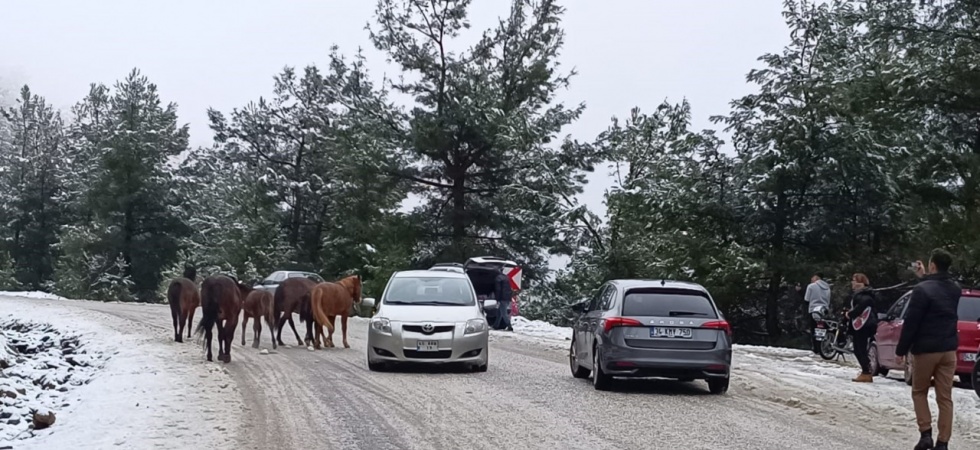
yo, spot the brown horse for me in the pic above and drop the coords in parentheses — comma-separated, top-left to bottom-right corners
(272, 277, 317, 348)
(195, 275, 249, 363)
(309, 275, 362, 349)
(167, 266, 200, 343)
(241, 289, 275, 348)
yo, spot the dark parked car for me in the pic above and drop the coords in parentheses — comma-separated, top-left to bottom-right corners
(568, 279, 733, 393)
(431, 257, 523, 322)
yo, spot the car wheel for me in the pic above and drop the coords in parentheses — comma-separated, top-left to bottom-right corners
(904, 355, 913, 386)
(708, 377, 730, 395)
(474, 348, 489, 373)
(569, 339, 590, 379)
(592, 345, 612, 391)
(972, 356, 980, 399)
(868, 342, 881, 377)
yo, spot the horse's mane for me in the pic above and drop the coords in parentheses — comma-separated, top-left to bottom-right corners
(337, 275, 362, 302)
(182, 266, 197, 281)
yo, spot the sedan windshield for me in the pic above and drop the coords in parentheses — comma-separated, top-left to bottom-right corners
(384, 277, 475, 306)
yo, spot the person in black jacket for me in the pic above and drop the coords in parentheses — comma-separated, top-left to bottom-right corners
(845, 273, 877, 383)
(492, 267, 514, 331)
(896, 249, 960, 450)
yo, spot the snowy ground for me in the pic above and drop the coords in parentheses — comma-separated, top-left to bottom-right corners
(0, 318, 107, 442)
(3, 294, 979, 449)
(0, 295, 243, 449)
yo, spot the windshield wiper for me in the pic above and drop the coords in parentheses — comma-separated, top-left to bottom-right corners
(409, 300, 467, 306)
(668, 311, 709, 317)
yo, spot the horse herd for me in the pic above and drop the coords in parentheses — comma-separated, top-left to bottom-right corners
(166, 267, 363, 363)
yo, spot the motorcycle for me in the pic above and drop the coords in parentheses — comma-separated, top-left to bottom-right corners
(813, 307, 856, 361)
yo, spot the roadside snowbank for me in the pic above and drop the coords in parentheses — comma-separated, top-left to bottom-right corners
(0, 291, 67, 301)
(0, 296, 244, 449)
(0, 319, 107, 442)
(509, 316, 572, 341)
(736, 345, 980, 444)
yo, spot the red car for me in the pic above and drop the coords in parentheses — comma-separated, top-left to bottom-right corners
(872, 288, 980, 385)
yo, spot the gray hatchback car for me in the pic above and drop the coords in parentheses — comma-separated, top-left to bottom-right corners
(568, 279, 733, 393)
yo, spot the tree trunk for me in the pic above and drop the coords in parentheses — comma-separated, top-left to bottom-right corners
(766, 188, 789, 343)
(450, 169, 467, 260)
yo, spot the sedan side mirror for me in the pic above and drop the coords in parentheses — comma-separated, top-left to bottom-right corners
(571, 302, 588, 313)
(361, 297, 376, 310)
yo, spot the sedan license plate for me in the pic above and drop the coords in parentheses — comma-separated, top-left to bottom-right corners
(650, 327, 692, 339)
(416, 340, 439, 352)
(964, 352, 977, 362)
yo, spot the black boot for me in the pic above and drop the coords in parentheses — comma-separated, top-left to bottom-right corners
(934, 441, 948, 450)
(915, 429, 934, 450)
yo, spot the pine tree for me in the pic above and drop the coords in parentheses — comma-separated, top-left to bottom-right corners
(83, 70, 190, 301)
(0, 87, 69, 289)
(367, 0, 597, 278)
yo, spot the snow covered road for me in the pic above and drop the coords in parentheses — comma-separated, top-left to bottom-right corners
(3, 295, 979, 450)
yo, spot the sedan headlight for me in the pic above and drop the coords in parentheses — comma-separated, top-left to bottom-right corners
(464, 318, 487, 335)
(371, 317, 391, 334)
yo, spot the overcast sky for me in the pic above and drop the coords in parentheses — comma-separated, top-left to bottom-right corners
(1, 0, 788, 221)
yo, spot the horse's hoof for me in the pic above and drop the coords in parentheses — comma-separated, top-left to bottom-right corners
(252, 342, 260, 349)
(344, 343, 350, 349)
(206, 356, 213, 362)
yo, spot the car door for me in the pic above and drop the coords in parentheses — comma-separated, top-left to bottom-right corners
(572, 290, 597, 362)
(578, 285, 607, 365)
(877, 292, 911, 369)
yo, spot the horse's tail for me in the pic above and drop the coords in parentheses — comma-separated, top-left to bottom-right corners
(310, 286, 335, 333)
(195, 280, 221, 340)
(167, 280, 181, 330)
(272, 285, 285, 327)
(263, 292, 276, 330)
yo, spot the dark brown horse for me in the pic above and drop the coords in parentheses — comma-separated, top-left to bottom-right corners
(309, 275, 362, 349)
(195, 275, 250, 363)
(241, 289, 275, 348)
(272, 277, 316, 348)
(167, 266, 200, 343)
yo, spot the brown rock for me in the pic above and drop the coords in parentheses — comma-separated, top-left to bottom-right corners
(32, 410, 56, 430)
(0, 389, 16, 399)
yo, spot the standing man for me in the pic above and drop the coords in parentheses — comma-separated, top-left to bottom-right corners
(803, 272, 832, 353)
(896, 249, 960, 450)
(493, 267, 514, 331)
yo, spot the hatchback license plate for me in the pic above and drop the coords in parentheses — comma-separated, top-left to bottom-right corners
(650, 327, 692, 339)
(964, 353, 977, 362)
(416, 340, 439, 352)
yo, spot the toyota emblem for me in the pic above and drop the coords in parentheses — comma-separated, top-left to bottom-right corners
(421, 323, 435, 333)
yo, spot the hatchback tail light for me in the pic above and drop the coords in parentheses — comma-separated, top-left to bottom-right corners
(601, 317, 643, 333)
(701, 320, 732, 337)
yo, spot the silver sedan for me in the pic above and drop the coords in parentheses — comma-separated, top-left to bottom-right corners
(367, 270, 489, 372)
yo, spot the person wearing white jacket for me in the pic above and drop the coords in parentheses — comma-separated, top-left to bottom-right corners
(803, 272, 832, 353)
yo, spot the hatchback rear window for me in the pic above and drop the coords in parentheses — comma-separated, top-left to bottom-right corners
(958, 296, 980, 322)
(622, 288, 718, 318)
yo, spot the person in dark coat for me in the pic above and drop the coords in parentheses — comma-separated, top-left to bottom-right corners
(492, 267, 513, 331)
(896, 249, 961, 450)
(845, 273, 877, 383)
